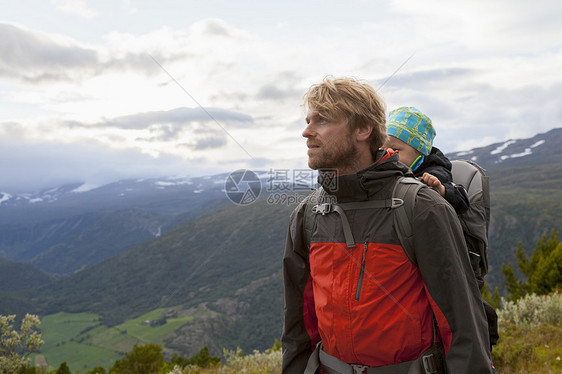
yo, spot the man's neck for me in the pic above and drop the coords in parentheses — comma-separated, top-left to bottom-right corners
(338, 151, 374, 175)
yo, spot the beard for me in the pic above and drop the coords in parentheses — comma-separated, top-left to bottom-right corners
(308, 132, 359, 172)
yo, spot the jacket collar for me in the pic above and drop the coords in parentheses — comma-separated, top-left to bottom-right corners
(319, 149, 411, 203)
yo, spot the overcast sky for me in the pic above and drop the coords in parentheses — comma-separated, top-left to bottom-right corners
(1, 0, 561, 192)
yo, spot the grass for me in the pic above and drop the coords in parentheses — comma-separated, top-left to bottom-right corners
(32, 309, 193, 372)
(116, 308, 194, 343)
(493, 324, 562, 373)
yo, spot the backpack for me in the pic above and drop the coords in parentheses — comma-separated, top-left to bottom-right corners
(393, 159, 490, 288)
(303, 159, 498, 348)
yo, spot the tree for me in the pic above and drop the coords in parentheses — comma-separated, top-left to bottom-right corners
(503, 231, 562, 300)
(171, 346, 220, 368)
(110, 343, 163, 374)
(86, 366, 107, 374)
(56, 362, 71, 374)
(480, 282, 501, 309)
(187, 346, 220, 368)
(269, 338, 282, 352)
(0, 314, 43, 374)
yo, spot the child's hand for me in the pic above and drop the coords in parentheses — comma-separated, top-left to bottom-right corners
(421, 172, 446, 197)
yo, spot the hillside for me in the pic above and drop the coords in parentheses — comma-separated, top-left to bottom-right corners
(27, 198, 294, 356)
(0, 257, 54, 292)
(0, 209, 175, 275)
(0, 176, 231, 275)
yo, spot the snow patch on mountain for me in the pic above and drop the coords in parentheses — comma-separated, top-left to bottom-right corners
(490, 140, 517, 155)
(455, 150, 474, 157)
(0, 193, 12, 204)
(501, 148, 533, 160)
(154, 177, 193, 187)
(72, 183, 99, 193)
(530, 140, 545, 148)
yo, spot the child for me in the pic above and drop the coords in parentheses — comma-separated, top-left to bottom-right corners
(384, 106, 470, 214)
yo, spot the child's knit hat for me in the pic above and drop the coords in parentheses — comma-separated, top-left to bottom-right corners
(386, 107, 436, 156)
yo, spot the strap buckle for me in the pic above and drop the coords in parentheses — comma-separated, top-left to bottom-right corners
(351, 364, 369, 374)
(422, 353, 438, 374)
(391, 197, 404, 208)
(312, 203, 333, 215)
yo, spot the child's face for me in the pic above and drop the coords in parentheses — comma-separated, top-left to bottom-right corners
(384, 135, 421, 168)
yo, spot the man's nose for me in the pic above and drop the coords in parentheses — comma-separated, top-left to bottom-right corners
(302, 123, 315, 138)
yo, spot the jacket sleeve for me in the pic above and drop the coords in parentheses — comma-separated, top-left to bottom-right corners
(422, 164, 470, 215)
(443, 182, 470, 215)
(282, 204, 319, 373)
(412, 189, 493, 374)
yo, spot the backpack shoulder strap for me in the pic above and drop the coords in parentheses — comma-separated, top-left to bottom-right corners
(392, 177, 425, 266)
(303, 187, 325, 250)
(451, 159, 490, 231)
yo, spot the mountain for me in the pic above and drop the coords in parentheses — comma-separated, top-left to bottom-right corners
(0, 257, 54, 318)
(0, 175, 231, 225)
(0, 171, 295, 275)
(0, 257, 54, 292)
(448, 127, 562, 168)
(0, 174, 235, 274)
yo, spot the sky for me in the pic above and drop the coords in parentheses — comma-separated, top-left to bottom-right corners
(1, 0, 561, 193)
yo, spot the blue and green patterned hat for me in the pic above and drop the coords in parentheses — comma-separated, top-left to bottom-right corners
(386, 107, 435, 156)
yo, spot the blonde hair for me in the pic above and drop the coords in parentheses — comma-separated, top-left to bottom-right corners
(303, 76, 387, 153)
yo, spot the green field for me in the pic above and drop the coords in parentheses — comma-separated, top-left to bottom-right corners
(33, 310, 193, 372)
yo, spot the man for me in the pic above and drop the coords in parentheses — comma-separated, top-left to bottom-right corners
(281, 77, 494, 373)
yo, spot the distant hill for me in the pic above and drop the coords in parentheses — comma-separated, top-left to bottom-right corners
(448, 127, 562, 168)
(0, 257, 54, 292)
(0, 174, 232, 225)
(0, 175, 233, 274)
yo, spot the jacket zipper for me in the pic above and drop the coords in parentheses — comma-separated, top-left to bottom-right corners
(355, 242, 368, 301)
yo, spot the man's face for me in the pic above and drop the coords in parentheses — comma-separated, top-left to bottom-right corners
(302, 109, 357, 172)
(384, 135, 420, 167)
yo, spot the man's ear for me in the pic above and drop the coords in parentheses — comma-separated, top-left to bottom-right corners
(355, 126, 373, 142)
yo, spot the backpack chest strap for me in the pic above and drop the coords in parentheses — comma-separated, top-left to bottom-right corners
(312, 199, 402, 248)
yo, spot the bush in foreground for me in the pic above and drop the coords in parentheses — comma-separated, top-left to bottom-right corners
(493, 292, 562, 373)
(0, 314, 43, 374)
(166, 348, 281, 374)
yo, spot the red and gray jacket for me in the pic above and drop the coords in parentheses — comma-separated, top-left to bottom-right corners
(282, 150, 493, 373)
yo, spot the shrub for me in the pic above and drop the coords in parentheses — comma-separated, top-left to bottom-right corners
(498, 293, 562, 330)
(493, 292, 562, 373)
(0, 314, 43, 374)
(110, 343, 164, 374)
(222, 347, 281, 373)
(163, 348, 281, 374)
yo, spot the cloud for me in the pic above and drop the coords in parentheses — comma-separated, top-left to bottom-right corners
(1, 4, 561, 192)
(191, 135, 228, 150)
(52, 0, 98, 19)
(94, 107, 253, 130)
(382, 68, 475, 90)
(0, 23, 98, 82)
(0, 137, 226, 193)
(387, 0, 562, 54)
(0, 23, 188, 84)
